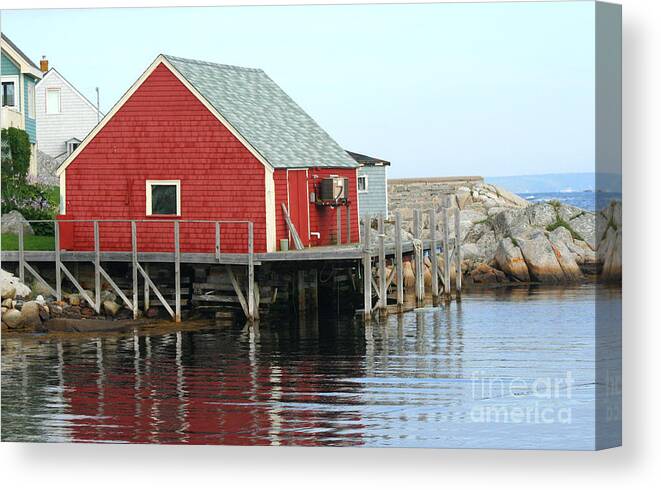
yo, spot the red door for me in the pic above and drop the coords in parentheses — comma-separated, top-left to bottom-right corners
(287, 170, 310, 247)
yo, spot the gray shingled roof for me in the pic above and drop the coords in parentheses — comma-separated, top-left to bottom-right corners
(164, 55, 357, 169)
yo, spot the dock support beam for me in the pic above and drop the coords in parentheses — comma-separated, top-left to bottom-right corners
(394, 211, 404, 311)
(454, 207, 462, 301)
(430, 209, 439, 304)
(54, 222, 62, 301)
(362, 216, 372, 321)
(18, 226, 24, 282)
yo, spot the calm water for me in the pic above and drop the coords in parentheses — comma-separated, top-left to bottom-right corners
(1, 284, 620, 449)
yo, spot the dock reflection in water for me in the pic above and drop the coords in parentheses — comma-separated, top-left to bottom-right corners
(1, 284, 620, 449)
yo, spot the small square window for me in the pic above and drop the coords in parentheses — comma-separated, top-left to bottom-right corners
(146, 180, 180, 216)
(357, 175, 368, 192)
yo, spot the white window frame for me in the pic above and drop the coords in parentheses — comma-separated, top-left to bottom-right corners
(1, 76, 20, 111)
(357, 174, 368, 193)
(146, 180, 181, 216)
(66, 140, 80, 155)
(27, 82, 35, 118)
(46, 88, 61, 114)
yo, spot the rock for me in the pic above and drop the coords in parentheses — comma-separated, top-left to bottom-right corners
(491, 208, 531, 239)
(475, 230, 498, 263)
(67, 294, 80, 306)
(548, 233, 583, 281)
(35, 294, 46, 304)
(100, 290, 117, 303)
(558, 204, 584, 223)
(20, 301, 42, 328)
(2, 298, 13, 308)
(469, 263, 508, 284)
(599, 227, 622, 281)
(103, 300, 121, 317)
(63, 306, 82, 319)
(39, 304, 50, 321)
(49, 304, 64, 317)
(1, 269, 31, 298)
(81, 307, 96, 317)
(526, 203, 557, 228)
(31, 281, 56, 299)
(2, 309, 23, 329)
(455, 187, 472, 209)
(1, 210, 34, 235)
(569, 212, 596, 250)
(495, 238, 530, 282)
(515, 232, 566, 283)
(145, 306, 159, 318)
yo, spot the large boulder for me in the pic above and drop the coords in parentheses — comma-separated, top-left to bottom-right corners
(526, 203, 557, 228)
(599, 226, 622, 281)
(1, 210, 34, 235)
(548, 233, 583, 281)
(569, 212, 596, 250)
(514, 231, 566, 283)
(103, 300, 121, 317)
(2, 309, 23, 329)
(1, 269, 31, 299)
(20, 301, 42, 328)
(495, 238, 530, 282)
(469, 263, 508, 284)
(491, 208, 531, 239)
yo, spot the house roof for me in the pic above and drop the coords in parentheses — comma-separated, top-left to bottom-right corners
(1, 33, 42, 78)
(347, 151, 391, 167)
(163, 55, 358, 169)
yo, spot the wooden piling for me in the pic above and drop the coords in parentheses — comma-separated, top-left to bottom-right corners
(430, 209, 439, 304)
(443, 208, 451, 303)
(413, 209, 424, 306)
(362, 216, 372, 321)
(454, 207, 462, 301)
(377, 213, 387, 314)
(143, 263, 150, 310)
(394, 211, 404, 310)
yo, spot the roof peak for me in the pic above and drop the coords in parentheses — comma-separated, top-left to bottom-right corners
(163, 54, 263, 73)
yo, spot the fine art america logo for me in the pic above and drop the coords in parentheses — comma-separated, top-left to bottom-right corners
(469, 371, 575, 425)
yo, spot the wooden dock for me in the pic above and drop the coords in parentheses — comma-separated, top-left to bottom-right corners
(1, 207, 462, 323)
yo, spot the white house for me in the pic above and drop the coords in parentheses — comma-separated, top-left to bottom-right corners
(35, 62, 102, 184)
(347, 151, 390, 220)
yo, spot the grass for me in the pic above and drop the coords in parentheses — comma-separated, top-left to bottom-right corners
(546, 218, 582, 241)
(1, 233, 55, 251)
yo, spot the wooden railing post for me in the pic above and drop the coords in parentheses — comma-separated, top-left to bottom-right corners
(443, 207, 451, 303)
(131, 221, 139, 319)
(94, 221, 101, 313)
(247, 222, 255, 321)
(377, 213, 387, 314)
(362, 216, 372, 321)
(430, 209, 439, 304)
(215, 221, 221, 261)
(454, 207, 462, 301)
(54, 220, 62, 301)
(394, 211, 404, 310)
(174, 221, 181, 322)
(18, 225, 24, 282)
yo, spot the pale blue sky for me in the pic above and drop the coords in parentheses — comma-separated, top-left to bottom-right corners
(1, 2, 595, 178)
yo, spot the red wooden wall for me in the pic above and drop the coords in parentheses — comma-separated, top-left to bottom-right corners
(63, 63, 267, 253)
(273, 167, 360, 249)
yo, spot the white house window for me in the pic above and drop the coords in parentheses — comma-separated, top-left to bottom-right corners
(1, 77, 19, 109)
(46, 88, 61, 114)
(146, 180, 181, 216)
(27, 83, 35, 118)
(66, 139, 81, 155)
(357, 175, 368, 192)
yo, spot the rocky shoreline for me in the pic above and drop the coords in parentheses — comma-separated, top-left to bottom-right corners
(384, 181, 621, 285)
